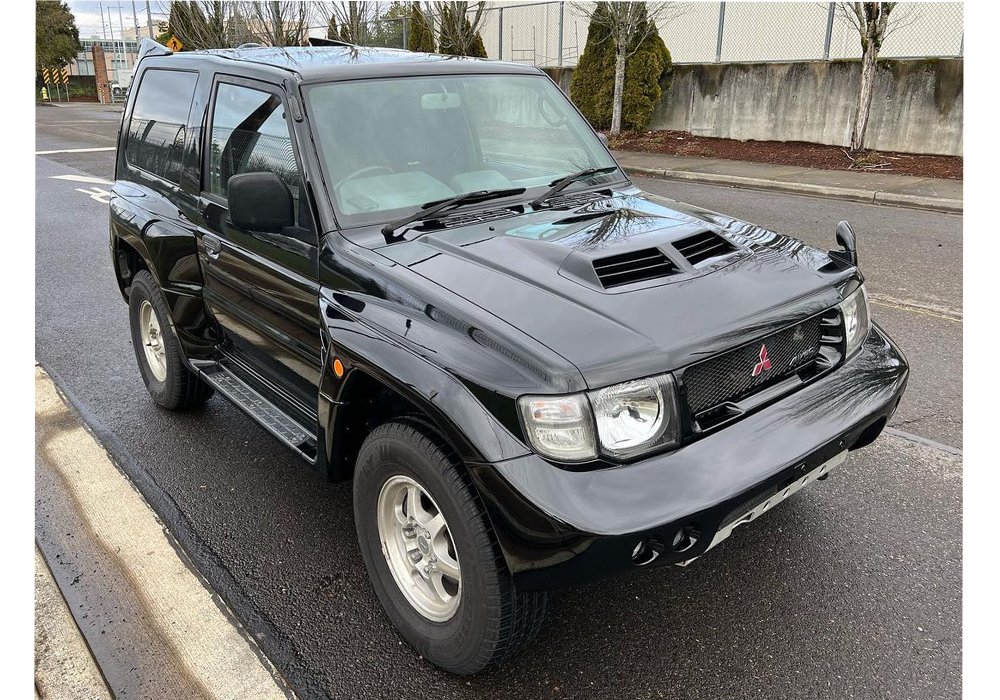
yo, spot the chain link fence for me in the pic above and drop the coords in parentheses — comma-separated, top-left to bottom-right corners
(313, 1, 962, 67)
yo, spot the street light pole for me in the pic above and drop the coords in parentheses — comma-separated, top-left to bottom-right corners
(146, 1, 154, 40)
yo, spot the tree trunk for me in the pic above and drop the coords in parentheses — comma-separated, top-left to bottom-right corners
(610, 48, 627, 136)
(851, 40, 878, 152)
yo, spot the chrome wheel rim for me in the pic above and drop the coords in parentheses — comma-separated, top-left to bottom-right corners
(376, 475, 462, 622)
(139, 300, 167, 382)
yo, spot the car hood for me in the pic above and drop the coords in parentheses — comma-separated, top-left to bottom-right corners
(375, 189, 856, 389)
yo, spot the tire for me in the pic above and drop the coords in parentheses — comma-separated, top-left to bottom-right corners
(128, 270, 214, 410)
(354, 418, 548, 675)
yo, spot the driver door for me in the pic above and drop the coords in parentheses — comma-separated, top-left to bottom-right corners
(196, 75, 321, 422)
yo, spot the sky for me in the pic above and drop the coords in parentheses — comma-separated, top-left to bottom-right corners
(67, 1, 169, 40)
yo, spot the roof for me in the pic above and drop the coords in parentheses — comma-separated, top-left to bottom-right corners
(183, 45, 544, 82)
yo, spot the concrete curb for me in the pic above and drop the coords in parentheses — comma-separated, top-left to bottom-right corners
(622, 165, 963, 214)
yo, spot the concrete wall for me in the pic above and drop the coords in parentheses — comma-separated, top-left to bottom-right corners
(545, 58, 963, 156)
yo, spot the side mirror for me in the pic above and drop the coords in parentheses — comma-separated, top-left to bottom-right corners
(597, 132, 609, 148)
(831, 220, 858, 266)
(227, 172, 294, 233)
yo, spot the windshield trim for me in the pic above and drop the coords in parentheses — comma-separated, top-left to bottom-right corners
(300, 73, 627, 236)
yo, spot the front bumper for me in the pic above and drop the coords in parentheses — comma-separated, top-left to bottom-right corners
(468, 324, 908, 591)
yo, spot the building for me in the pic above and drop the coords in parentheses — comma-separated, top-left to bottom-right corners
(70, 39, 139, 87)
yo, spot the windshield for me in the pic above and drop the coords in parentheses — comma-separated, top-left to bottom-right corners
(304, 74, 619, 228)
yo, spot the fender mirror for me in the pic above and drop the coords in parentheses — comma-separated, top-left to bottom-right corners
(830, 220, 858, 267)
(227, 172, 294, 233)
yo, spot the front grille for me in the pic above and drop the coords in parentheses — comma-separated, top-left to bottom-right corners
(683, 316, 824, 416)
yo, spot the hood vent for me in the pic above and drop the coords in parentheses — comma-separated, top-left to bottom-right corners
(593, 248, 678, 289)
(673, 230, 737, 266)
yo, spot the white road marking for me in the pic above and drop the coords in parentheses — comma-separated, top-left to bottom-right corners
(36, 146, 116, 155)
(75, 186, 112, 203)
(35, 367, 292, 700)
(50, 174, 114, 185)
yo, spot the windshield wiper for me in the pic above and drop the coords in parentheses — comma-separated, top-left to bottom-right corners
(529, 166, 618, 209)
(382, 187, 526, 243)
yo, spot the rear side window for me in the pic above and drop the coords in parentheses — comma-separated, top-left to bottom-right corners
(208, 83, 301, 201)
(125, 69, 198, 184)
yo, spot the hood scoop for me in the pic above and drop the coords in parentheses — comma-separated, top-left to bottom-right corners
(593, 248, 678, 289)
(672, 230, 737, 266)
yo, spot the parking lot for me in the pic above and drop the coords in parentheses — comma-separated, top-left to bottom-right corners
(35, 102, 962, 699)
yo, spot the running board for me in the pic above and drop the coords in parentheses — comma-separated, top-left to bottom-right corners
(200, 367, 317, 463)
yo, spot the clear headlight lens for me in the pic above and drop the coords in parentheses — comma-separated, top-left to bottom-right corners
(517, 394, 597, 462)
(518, 374, 680, 463)
(589, 374, 680, 459)
(839, 285, 871, 358)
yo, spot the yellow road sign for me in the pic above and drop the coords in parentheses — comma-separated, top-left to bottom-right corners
(42, 68, 51, 83)
(61, 67, 69, 84)
(166, 35, 183, 52)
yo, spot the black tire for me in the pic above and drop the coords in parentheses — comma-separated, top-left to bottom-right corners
(353, 418, 549, 675)
(128, 270, 214, 410)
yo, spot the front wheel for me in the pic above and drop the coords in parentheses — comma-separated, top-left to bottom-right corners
(354, 419, 548, 674)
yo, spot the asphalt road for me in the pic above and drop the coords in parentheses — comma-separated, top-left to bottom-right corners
(35, 103, 962, 700)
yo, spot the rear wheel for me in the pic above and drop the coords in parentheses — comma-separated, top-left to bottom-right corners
(354, 418, 548, 674)
(128, 270, 213, 410)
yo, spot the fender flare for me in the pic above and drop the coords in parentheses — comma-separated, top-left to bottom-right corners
(317, 296, 529, 482)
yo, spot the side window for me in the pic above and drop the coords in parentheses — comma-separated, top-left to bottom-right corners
(208, 83, 301, 207)
(125, 69, 198, 184)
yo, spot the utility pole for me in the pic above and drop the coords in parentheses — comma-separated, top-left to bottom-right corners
(99, 3, 108, 40)
(146, 1, 154, 40)
(132, 1, 140, 39)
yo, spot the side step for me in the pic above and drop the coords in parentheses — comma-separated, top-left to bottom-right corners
(200, 367, 317, 462)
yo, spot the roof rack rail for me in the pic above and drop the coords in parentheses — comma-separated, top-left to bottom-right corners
(137, 37, 172, 61)
(307, 37, 356, 48)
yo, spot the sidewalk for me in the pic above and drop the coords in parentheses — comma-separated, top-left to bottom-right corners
(34, 365, 294, 700)
(613, 150, 963, 213)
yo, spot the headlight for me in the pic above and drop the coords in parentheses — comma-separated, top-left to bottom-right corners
(589, 374, 680, 459)
(517, 394, 597, 462)
(518, 374, 680, 462)
(839, 285, 871, 358)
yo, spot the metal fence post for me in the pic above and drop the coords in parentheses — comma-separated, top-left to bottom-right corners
(823, 3, 835, 60)
(715, 2, 726, 63)
(557, 2, 565, 66)
(498, 7, 503, 61)
(402, 16, 409, 50)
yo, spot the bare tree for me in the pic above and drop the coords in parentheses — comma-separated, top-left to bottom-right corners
(321, 2, 380, 44)
(247, 1, 310, 47)
(157, 1, 256, 49)
(836, 2, 914, 151)
(429, 1, 488, 57)
(578, 2, 687, 136)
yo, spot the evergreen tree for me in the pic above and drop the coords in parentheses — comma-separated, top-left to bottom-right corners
(408, 2, 436, 52)
(327, 15, 341, 41)
(570, 3, 672, 133)
(36, 1, 80, 71)
(438, 8, 486, 58)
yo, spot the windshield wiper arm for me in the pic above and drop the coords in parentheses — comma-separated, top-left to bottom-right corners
(529, 166, 618, 209)
(382, 187, 525, 243)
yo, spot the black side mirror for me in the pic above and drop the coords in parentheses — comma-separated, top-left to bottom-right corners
(227, 172, 294, 233)
(831, 220, 858, 266)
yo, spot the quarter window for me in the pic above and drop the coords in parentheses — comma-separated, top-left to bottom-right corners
(125, 69, 198, 184)
(208, 83, 301, 203)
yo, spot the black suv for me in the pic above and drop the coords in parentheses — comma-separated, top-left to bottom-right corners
(110, 39, 908, 674)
